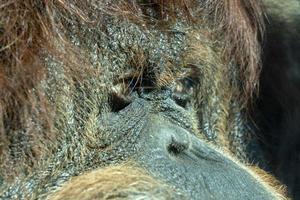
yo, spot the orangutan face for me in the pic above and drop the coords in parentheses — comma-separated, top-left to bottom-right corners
(0, 1, 287, 199)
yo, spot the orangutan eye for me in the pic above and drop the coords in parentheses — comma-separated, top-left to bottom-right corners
(109, 74, 154, 112)
(110, 73, 195, 111)
(110, 83, 132, 112)
(172, 77, 195, 108)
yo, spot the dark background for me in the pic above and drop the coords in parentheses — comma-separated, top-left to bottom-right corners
(254, 10, 300, 200)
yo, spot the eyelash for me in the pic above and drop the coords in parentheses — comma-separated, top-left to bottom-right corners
(109, 76, 195, 113)
(112, 75, 154, 95)
(112, 74, 194, 95)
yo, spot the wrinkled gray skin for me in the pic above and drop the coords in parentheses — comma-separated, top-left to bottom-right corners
(102, 92, 275, 199)
(1, 2, 274, 200)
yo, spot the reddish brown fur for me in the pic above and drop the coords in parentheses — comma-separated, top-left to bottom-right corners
(214, 0, 264, 100)
(1, 0, 51, 176)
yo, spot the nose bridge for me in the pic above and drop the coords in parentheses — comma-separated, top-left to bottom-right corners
(138, 87, 172, 101)
(140, 116, 215, 161)
(135, 91, 195, 132)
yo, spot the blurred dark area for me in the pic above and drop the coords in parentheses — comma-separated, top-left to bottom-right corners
(253, 9, 300, 200)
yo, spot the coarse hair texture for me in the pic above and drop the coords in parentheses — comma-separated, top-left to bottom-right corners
(47, 165, 185, 200)
(0, 0, 263, 177)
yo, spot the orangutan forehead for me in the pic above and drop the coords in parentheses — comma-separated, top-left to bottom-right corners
(104, 19, 187, 67)
(62, 6, 194, 79)
(98, 0, 264, 99)
(86, 0, 197, 22)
